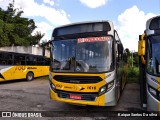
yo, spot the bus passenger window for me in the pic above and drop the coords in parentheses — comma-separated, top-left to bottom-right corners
(33, 57, 37, 65)
(26, 56, 37, 65)
(2, 61, 6, 65)
(16, 60, 21, 65)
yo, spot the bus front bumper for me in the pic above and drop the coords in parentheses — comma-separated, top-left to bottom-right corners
(49, 84, 117, 106)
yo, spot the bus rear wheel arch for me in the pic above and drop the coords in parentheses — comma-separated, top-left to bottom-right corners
(26, 72, 34, 81)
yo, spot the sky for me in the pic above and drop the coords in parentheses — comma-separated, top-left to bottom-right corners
(0, 0, 159, 51)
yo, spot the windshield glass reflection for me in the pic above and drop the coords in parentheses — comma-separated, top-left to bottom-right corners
(147, 35, 160, 75)
(52, 36, 113, 73)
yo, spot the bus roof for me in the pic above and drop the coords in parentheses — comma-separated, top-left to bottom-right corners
(0, 51, 47, 57)
(146, 15, 160, 35)
(51, 20, 114, 39)
(53, 20, 113, 30)
(146, 15, 160, 25)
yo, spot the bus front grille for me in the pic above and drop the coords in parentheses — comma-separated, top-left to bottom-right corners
(57, 91, 97, 101)
(53, 75, 102, 84)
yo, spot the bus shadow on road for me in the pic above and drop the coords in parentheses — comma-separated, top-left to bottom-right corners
(0, 79, 26, 85)
(127, 107, 146, 112)
(0, 76, 47, 85)
(64, 103, 115, 112)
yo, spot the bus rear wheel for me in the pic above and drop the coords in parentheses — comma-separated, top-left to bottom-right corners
(26, 72, 34, 81)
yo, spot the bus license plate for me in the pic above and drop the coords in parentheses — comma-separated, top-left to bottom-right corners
(70, 94, 81, 100)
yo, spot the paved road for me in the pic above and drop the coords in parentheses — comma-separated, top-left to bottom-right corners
(0, 78, 158, 120)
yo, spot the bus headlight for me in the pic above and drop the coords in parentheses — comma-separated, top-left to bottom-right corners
(98, 80, 114, 96)
(99, 86, 107, 95)
(50, 81, 56, 91)
(107, 81, 114, 90)
(49, 73, 52, 81)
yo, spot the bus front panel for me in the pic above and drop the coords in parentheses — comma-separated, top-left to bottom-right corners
(49, 72, 117, 106)
(146, 73, 160, 111)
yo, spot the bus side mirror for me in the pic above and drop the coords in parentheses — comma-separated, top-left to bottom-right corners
(138, 39, 145, 56)
(138, 34, 146, 64)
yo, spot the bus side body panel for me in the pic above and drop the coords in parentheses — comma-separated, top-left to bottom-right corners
(159, 78, 160, 111)
(30, 66, 49, 78)
(0, 66, 49, 81)
(146, 73, 160, 111)
(0, 66, 13, 81)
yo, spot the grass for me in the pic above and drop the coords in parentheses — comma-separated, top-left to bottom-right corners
(127, 66, 139, 83)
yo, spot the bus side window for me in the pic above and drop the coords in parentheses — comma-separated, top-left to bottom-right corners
(117, 44, 120, 62)
(42, 58, 46, 65)
(0, 53, 13, 65)
(26, 56, 30, 65)
(37, 57, 44, 65)
(2, 61, 6, 65)
(26, 56, 37, 65)
(14, 54, 26, 65)
(16, 60, 21, 65)
(0, 53, 5, 65)
(45, 58, 50, 65)
(117, 43, 123, 62)
(33, 57, 37, 65)
(37, 57, 40, 65)
(21, 56, 26, 65)
(7, 54, 13, 65)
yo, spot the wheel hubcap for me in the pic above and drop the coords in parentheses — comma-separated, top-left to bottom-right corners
(28, 75, 32, 80)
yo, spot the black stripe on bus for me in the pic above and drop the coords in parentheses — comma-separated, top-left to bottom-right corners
(0, 73, 5, 79)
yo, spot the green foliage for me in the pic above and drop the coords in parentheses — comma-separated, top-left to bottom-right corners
(125, 48, 131, 56)
(133, 52, 139, 67)
(0, 0, 44, 47)
(127, 56, 134, 67)
(128, 66, 139, 83)
(125, 48, 139, 83)
(128, 67, 139, 77)
(0, 34, 10, 46)
(125, 48, 139, 67)
(34, 31, 45, 45)
(0, 20, 4, 33)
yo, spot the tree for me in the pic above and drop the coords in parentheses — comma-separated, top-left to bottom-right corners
(125, 48, 134, 67)
(125, 48, 131, 57)
(128, 56, 134, 67)
(133, 52, 139, 67)
(0, 0, 44, 46)
(33, 31, 45, 45)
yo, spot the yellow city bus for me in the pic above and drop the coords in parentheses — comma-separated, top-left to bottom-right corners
(0, 51, 50, 82)
(138, 15, 160, 111)
(49, 21, 128, 106)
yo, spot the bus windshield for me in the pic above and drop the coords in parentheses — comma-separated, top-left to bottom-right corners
(147, 35, 160, 75)
(52, 36, 113, 73)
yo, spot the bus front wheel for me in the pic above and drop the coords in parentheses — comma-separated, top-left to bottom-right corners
(26, 72, 34, 81)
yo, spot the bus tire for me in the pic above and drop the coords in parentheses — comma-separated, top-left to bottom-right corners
(26, 72, 34, 81)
